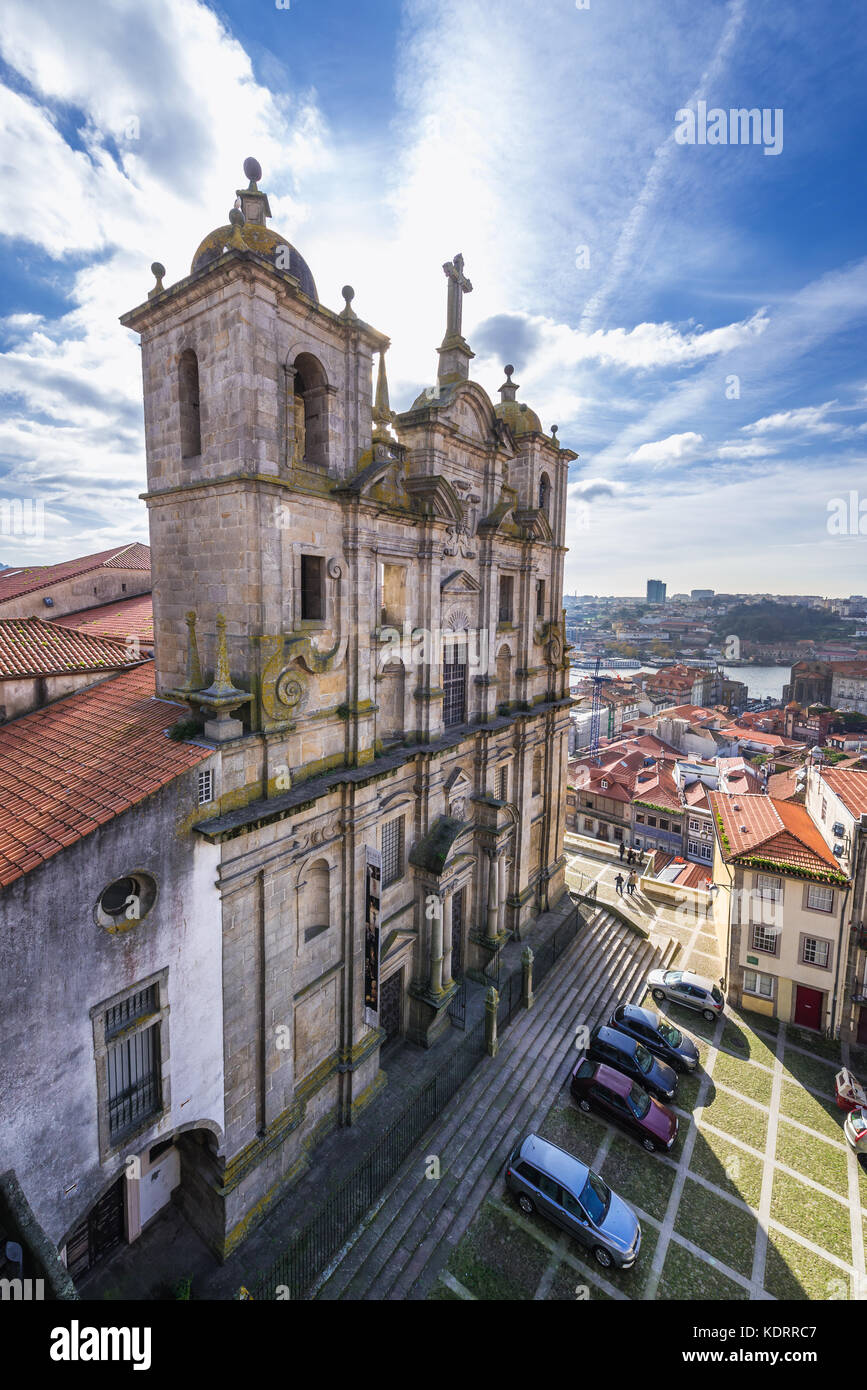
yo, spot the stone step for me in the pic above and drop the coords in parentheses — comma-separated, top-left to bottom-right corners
(320, 916, 604, 1298)
(395, 931, 683, 1301)
(321, 909, 663, 1299)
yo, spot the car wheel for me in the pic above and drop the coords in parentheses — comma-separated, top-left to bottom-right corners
(642, 1137, 656, 1153)
(651, 988, 666, 1002)
(593, 1245, 613, 1269)
(579, 1099, 592, 1113)
(517, 1194, 535, 1215)
(703, 1009, 716, 1022)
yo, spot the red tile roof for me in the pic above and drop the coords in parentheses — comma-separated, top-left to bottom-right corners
(709, 792, 845, 881)
(0, 617, 142, 680)
(0, 543, 150, 605)
(819, 769, 867, 819)
(53, 593, 154, 648)
(0, 662, 212, 888)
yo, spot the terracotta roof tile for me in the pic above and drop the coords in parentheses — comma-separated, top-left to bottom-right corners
(0, 616, 143, 679)
(709, 792, 845, 880)
(0, 662, 212, 888)
(53, 593, 154, 648)
(820, 769, 867, 819)
(0, 543, 150, 604)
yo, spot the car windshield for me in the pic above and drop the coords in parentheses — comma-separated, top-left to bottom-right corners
(711, 986, 723, 1004)
(664, 970, 683, 985)
(634, 1042, 653, 1073)
(627, 1085, 651, 1119)
(579, 1170, 611, 1225)
(657, 1021, 682, 1046)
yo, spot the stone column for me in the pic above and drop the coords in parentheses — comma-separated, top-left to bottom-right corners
(485, 985, 499, 1057)
(441, 891, 454, 988)
(428, 892, 444, 996)
(522, 946, 535, 1009)
(486, 849, 500, 940)
(498, 853, 507, 937)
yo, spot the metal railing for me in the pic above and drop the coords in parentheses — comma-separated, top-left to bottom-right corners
(251, 1017, 486, 1300)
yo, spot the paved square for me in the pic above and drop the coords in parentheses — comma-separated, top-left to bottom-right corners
(435, 997, 867, 1301)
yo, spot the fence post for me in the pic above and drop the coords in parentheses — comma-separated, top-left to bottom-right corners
(485, 986, 499, 1057)
(522, 946, 535, 1009)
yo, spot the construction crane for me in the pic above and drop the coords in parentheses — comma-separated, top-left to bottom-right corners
(588, 656, 605, 756)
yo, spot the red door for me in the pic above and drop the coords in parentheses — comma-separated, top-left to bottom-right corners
(794, 986, 823, 1031)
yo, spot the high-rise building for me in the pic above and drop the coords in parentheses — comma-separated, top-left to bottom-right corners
(646, 579, 667, 605)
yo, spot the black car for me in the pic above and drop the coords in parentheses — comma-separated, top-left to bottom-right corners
(607, 1003, 699, 1074)
(586, 1024, 677, 1102)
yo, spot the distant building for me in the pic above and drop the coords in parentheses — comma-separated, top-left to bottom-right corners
(690, 589, 714, 600)
(646, 579, 667, 605)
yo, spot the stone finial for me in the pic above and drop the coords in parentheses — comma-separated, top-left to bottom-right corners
(148, 262, 166, 298)
(191, 613, 252, 742)
(372, 349, 396, 442)
(206, 614, 235, 697)
(340, 285, 357, 320)
(235, 157, 271, 225)
(437, 253, 475, 384)
(227, 207, 246, 250)
(550, 424, 559, 445)
(177, 610, 203, 693)
(498, 364, 519, 403)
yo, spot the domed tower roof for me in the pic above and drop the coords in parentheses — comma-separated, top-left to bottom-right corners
(190, 157, 318, 303)
(493, 365, 542, 435)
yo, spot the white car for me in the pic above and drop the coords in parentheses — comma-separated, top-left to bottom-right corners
(647, 969, 725, 1023)
(844, 1107, 867, 1154)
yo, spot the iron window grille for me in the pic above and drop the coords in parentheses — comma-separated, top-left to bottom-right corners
(105, 985, 162, 1141)
(381, 816, 405, 888)
(497, 766, 508, 802)
(443, 646, 467, 727)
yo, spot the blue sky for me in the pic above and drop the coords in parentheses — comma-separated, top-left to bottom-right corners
(0, 0, 865, 594)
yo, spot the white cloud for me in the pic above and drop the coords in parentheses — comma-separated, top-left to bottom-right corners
(627, 432, 704, 465)
(742, 402, 839, 435)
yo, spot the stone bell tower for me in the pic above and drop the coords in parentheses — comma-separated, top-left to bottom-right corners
(120, 157, 389, 728)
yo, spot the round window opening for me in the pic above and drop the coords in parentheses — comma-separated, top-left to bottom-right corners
(96, 873, 157, 931)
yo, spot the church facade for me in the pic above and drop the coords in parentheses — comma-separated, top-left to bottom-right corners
(116, 158, 575, 1259)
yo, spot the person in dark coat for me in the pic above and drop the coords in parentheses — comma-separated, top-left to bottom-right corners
(614, 873, 625, 896)
(618, 842, 625, 861)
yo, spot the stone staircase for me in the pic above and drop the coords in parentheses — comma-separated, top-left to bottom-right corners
(315, 905, 679, 1301)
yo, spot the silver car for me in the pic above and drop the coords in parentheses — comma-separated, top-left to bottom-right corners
(505, 1133, 641, 1269)
(647, 968, 725, 1022)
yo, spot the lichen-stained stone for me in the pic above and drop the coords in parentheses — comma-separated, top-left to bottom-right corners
(109, 162, 578, 1257)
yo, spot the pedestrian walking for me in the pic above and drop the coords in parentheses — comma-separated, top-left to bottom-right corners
(615, 872, 624, 896)
(626, 848, 634, 865)
(627, 870, 637, 896)
(618, 841, 625, 861)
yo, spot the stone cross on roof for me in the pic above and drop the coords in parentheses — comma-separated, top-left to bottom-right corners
(442, 254, 472, 339)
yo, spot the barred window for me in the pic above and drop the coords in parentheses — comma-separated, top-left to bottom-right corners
(105, 985, 161, 1142)
(806, 883, 834, 913)
(497, 766, 508, 802)
(382, 816, 405, 888)
(443, 645, 467, 727)
(802, 936, 830, 968)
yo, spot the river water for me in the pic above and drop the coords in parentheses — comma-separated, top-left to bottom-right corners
(571, 664, 791, 703)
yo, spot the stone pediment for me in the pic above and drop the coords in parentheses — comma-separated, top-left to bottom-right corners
(441, 569, 480, 594)
(403, 473, 464, 522)
(444, 767, 472, 795)
(514, 506, 554, 543)
(478, 484, 518, 534)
